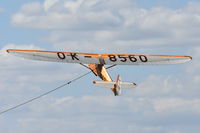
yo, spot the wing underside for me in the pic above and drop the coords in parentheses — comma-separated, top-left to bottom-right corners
(6, 49, 192, 65)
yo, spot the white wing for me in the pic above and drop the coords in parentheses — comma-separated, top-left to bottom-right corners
(101, 54, 192, 65)
(7, 49, 100, 64)
(7, 49, 192, 65)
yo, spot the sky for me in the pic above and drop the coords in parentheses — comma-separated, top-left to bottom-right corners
(0, 0, 200, 133)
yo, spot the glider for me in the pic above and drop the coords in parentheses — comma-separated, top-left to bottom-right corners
(6, 49, 192, 96)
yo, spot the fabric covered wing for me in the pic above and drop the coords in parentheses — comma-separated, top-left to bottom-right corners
(101, 54, 192, 65)
(6, 49, 100, 64)
(7, 49, 192, 65)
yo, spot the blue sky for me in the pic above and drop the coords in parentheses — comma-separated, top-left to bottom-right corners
(137, 0, 200, 8)
(0, 0, 200, 133)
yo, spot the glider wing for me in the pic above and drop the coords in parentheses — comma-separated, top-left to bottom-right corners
(6, 49, 100, 64)
(7, 49, 192, 65)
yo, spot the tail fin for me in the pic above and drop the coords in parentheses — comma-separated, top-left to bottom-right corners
(114, 75, 121, 95)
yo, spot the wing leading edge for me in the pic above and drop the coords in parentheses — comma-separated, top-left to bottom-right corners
(6, 49, 192, 65)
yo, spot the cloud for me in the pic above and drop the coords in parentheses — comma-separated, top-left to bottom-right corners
(11, 0, 124, 30)
(130, 48, 198, 99)
(11, 1, 200, 52)
(44, 0, 60, 11)
(11, 1, 200, 35)
(182, 46, 200, 94)
(186, 46, 200, 73)
(28, 96, 200, 116)
(20, 2, 44, 15)
(1, 96, 200, 133)
(0, 44, 80, 110)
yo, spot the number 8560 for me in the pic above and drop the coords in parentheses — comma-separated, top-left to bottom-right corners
(108, 55, 148, 63)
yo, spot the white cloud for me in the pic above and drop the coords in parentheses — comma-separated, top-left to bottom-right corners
(64, 0, 84, 13)
(0, 44, 79, 110)
(186, 46, 200, 74)
(133, 75, 181, 97)
(12, 0, 123, 30)
(44, 0, 60, 11)
(20, 2, 44, 15)
(186, 2, 200, 13)
(11, 1, 200, 37)
(153, 98, 200, 114)
(11, 0, 200, 51)
(2, 96, 200, 133)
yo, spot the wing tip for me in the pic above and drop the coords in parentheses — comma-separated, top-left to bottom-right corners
(185, 56, 192, 61)
(6, 49, 11, 53)
(133, 83, 137, 87)
(6, 49, 16, 53)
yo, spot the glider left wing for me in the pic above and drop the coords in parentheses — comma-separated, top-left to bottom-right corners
(7, 49, 100, 64)
(7, 49, 192, 65)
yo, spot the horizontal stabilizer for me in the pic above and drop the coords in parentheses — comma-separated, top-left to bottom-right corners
(93, 81, 137, 89)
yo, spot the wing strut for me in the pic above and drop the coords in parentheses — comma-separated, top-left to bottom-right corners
(106, 64, 117, 69)
(81, 63, 120, 95)
(80, 63, 117, 70)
